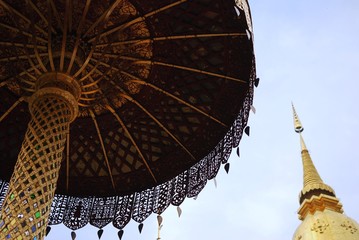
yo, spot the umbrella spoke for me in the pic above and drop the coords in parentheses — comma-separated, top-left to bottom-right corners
(118, 90, 196, 161)
(0, 53, 47, 62)
(48, 0, 63, 32)
(3, 64, 41, 82)
(27, 0, 57, 34)
(74, 0, 123, 78)
(83, 0, 124, 38)
(96, 32, 247, 48)
(0, 41, 46, 49)
(88, 0, 188, 43)
(150, 60, 246, 84)
(59, 0, 70, 71)
(90, 110, 117, 193)
(0, 97, 24, 123)
(94, 54, 246, 84)
(0, 0, 48, 36)
(135, 80, 227, 127)
(0, 22, 47, 43)
(47, 0, 55, 71)
(118, 69, 227, 127)
(106, 105, 158, 183)
(24, 2, 49, 72)
(66, 0, 91, 74)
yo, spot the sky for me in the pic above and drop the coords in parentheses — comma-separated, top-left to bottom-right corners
(46, 1, 359, 239)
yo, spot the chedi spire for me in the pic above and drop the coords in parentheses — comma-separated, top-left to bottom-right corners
(292, 104, 359, 240)
(291, 103, 335, 204)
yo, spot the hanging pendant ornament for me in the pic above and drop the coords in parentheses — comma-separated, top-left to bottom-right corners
(236, 147, 240, 157)
(177, 206, 182, 218)
(224, 162, 230, 174)
(255, 77, 260, 87)
(213, 178, 217, 188)
(157, 215, 163, 240)
(245, 126, 250, 136)
(71, 231, 76, 240)
(251, 105, 256, 114)
(46, 226, 51, 236)
(157, 215, 163, 226)
(97, 229, 104, 239)
(118, 230, 124, 240)
(138, 223, 144, 233)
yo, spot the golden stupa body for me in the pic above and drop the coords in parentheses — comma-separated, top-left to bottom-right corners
(292, 105, 359, 240)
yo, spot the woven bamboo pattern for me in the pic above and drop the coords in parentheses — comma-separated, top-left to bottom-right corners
(0, 88, 77, 239)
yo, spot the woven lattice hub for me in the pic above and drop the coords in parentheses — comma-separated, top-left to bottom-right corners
(0, 0, 152, 116)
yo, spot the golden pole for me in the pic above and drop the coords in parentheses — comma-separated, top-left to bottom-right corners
(0, 73, 79, 240)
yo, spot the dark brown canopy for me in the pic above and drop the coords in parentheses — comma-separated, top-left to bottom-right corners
(0, 0, 255, 230)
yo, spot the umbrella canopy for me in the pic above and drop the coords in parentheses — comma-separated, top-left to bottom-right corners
(0, 0, 255, 233)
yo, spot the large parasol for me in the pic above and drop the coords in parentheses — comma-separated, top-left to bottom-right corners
(0, 0, 256, 239)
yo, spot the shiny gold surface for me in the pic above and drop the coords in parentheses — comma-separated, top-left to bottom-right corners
(292, 105, 359, 240)
(294, 209, 359, 240)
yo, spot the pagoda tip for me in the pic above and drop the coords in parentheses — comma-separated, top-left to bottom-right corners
(292, 103, 304, 133)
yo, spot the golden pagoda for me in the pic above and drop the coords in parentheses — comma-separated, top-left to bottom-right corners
(292, 104, 359, 240)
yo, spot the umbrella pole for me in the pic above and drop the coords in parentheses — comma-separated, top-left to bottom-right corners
(0, 74, 79, 240)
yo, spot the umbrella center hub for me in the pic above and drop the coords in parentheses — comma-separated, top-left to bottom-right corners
(29, 72, 81, 122)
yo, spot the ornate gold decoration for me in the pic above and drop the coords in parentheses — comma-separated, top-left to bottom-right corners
(298, 194, 343, 220)
(311, 218, 329, 233)
(341, 220, 358, 234)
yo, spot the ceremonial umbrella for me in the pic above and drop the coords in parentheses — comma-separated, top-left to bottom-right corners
(0, 0, 256, 239)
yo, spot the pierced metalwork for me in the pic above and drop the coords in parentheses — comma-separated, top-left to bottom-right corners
(0, 0, 256, 238)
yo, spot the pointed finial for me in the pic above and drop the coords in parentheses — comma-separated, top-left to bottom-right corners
(291, 103, 336, 205)
(292, 102, 303, 133)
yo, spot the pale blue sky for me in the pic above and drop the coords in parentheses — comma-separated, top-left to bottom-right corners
(46, 1, 359, 239)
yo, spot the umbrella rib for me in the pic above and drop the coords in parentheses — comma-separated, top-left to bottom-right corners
(90, 110, 117, 193)
(80, 48, 123, 84)
(0, 42, 46, 49)
(8, 40, 43, 76)
(97, 54, 246, 84)
(59, 0, 70, 71)
(118, 91, 196, 161)
(0, 97, 24, 123)
(148, 60, 246, 84)
(83, 0, 124, 38)
(73, 0, 123, 78)
(66, 0, 91, 74)
(136, 80, 227, 127)
(96, 32, 247, 48)
(88, 0, 188, 43)
(11, 64, 41, 80)
(106, 105, 158, 184)
(27, 8, 48, 73)
(0, 53, 48, 62)
(28, 0, 57, 34)
(118, 69, 227, 127)
(49, 0, 64, 32)
(0, 0, 48, 36)
(47, 0, 55, 71)
(0, 22, 47, 43)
